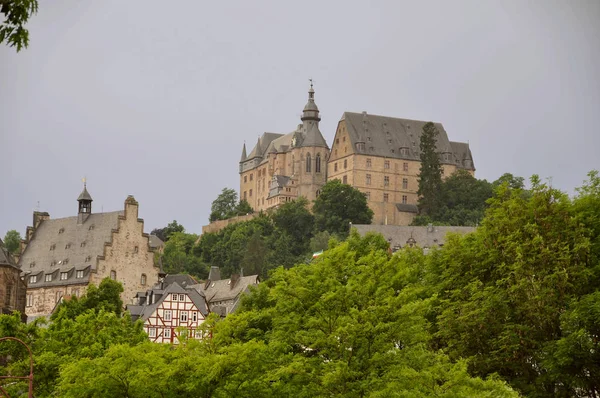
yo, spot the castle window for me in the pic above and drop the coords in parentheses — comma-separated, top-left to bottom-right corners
(141, 274, 147, 285)
(402, 195, 408, 204)
(26, 294, 33, 307)
(45, 274, 52, 282)
(306, 153, 311, 173)
(29, 275, 37, 284)
(50, 244, 55, 251)
(366, 174, 371, 185)
(60, 272, 68, 280)
(345, 146, 347, 153)
(249, 189, 253, 197)
(366, 158, 372, 168)
(250, 173, 253, 181)
(384, 176, 390, 186)
(334, 162, 338, 172)
(403, 162, 409, 172)
(89, 224, 95, 231)
(343, 175, 348, 184)
(384, 160, 390, 169)
(402, 178, 408, 190)
(388, 139, 392, 144)
(76, 270, 84, 279)
(244, 175, 247, 183)
(80, 241, 86, 248)
(164, 310, 172, 321)
(55, 291, 63, 303)
(384, 193, 389, 202)
(336, 138, 339, 144)
(343, 137, 346, 142)
(134, 246, 139, 253)
(344, 159, 347, 169)
(365, 191, 371, 200)
(110, 270, 116, 280)
(316, 154, 321, 173)
(65, 243, 71, 249)
(367, 137, 371, 142)
(316, 190, 320, 197)
(356, 143, 365, 152)
(243, 191, 247, 200)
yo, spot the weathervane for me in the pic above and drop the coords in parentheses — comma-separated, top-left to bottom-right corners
(309, 78, 313, 88)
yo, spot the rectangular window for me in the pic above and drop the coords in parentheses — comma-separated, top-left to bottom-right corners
(402, 178, 408, 190)
(403, 162, 408, 172)
(384, 176, 390, 186)
(249, 189, 253, 197)
(441, 168, 445, 176)
(243, 191, 247, 200)
(250, 173, 253, 181)
(192, 312, 197, 322)
(164, 310, 172, 321)
(344, 159, 347, 169)
(365, 191, 371, 200)
(402, 195, 408, 204)
(384, 160, 390, 169)
(26, 294, 33, 307)
(342, 175, 347, 184)
(60, 272, 68, 280)
(179, 294, 185, 301)
(45, 274, 52, 282)
(366, 174, 371, 185)
(76, 270, 84, 279)
(30, 275, 37, 283)
(244, 175, 247, 183)
(148, 328, 156, 338)
(73, 289, 80, 297)
(366, 158, 372, 168)
(164, 328, 171, 338)
(334, 162, 338, 172)
(180, 311, 188, 322)
(172, 294, 178, 301)
(384, 193, 389, 202)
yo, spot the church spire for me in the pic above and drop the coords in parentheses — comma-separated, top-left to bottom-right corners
(299, 80, 328, 148)
(301, 79, 321, 123)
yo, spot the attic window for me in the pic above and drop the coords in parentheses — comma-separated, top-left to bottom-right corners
(65, 243, 71, 249)
(60, 272, 68, 280)
(85, 255, 91, 262)
(58, 228, 64, 234)
(89, 225, 95, 231)
(50, 261, 56, 267)
(76, 270, 84, 279)
(45, 274, 52, 282)
(50, 244, 55, 251)
(391, 149, 395, 153)
(367, 137, 371, 142)
(388, 139, 392, 144)
(80, 242, 86, 248)
(63, 258, 69, 264)
(29, 275, 37, 284)
(29, 262, 35, 268)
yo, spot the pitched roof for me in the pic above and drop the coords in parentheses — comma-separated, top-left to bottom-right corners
(341, 112, 474, 170)
(246, 133, 284, 160)
(0, 238, 19, 270)
(353, 224, 476, 249)
(77, 186, 93, 201)
(18, 211, 123, 287)
(191, 275, 259, 304)
(148, 235, 164, 249)
(163, 274, 198, 288)
(298, 122, 328, 148)
(131, 281, 209, 322)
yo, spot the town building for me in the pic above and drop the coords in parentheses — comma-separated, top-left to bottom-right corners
(128, 274, 208, 343)
(17, 184, 161, 319)
(239, 82, 330, 212)
(0, 238, 27, 320)
(190, 266, 259, 316)
(353, 224, 476, 253)
(329, 112, 475, 225)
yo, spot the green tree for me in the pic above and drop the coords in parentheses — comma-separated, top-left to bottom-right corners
(2, 229, 21, 254)
(161, 231, 207, 278)
(271, 197, 314, 256)
(313, 179, 373, 237)
(0, 0, 38, 51)
(151, 220, 185, 243)
(417, 122, 443, 216)
(209, 188, 254, 222)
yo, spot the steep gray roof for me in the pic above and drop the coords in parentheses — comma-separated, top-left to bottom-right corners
(148, 235, 164, 249)
(129, 281, 209, 322)
(298, 122, 328, 148)
(191, 275, 259, 304)
(77, 186, 93, 201)
(163, 274, 197, 288)
(353, 224, 476, 249)
(18, 211, 123, 287)
(342, 112, 474, 170)
(246, 133, 284, 160)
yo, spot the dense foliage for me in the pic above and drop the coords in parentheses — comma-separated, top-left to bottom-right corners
(0, 0, 38, 51)
(150, 220, 185, 243)
(2, 229, 21, 254)
(209, 188, 253, 222)
(417, 122, 443, 216)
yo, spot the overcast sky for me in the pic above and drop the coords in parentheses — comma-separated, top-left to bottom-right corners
(1, 0, 599, 236)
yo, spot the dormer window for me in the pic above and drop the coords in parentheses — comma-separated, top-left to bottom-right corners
(85, 255, 91, 262)
(89, 224, 95, 231)
(76, 270, 84, 279)
(60, 272, 68, 280)
(80, 242, 86, 248)
(29, 262, 35, 268)
(63, 258, 69, 265)
(45, 274, 52, 282)
(58, 228, 64, 234)
(65, 243, 71, 249)
(29, 275, 37, 284)
(51, 261, 56, 266)
(50, 244, 55, 251)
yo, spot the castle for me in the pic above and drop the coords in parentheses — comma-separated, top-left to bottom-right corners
(239, 84, 475, 225)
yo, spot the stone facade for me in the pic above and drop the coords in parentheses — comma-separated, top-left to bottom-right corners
(18, 186, 160, 319)
(0, 239, 27, 320)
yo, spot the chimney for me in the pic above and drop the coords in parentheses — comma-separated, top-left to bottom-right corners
(33, 211, 50, 229)
(230, 274, 240, 290)
(208, 266, 221, 281)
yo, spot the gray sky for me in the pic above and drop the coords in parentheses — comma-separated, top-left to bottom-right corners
(1, 0, 599, 236)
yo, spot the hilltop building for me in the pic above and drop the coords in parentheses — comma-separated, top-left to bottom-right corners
(239, 82, 330, 211)
(329, 112, 475, 225)
(18, 184, 162, 319)
(0, 238, 27, 320)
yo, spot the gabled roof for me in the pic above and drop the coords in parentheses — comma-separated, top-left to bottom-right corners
(341, 112, 474, 170)
(0, 238, 19, 270)
(148, 235, 165, 249)
(191, 275, 259, 304)
(246, 133, 284, 160)
(19, 211, 123, 287)
(131, 281, 209, 322)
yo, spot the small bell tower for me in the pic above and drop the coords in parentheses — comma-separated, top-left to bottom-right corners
(77, 179, 93, 224)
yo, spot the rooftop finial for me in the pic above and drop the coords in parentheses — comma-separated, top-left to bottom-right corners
(309, 78, 313, 89)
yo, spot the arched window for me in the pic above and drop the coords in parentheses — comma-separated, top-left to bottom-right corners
(110, 270, 116, 280)
(306, 153, 312, 173)
(315, 153, 321, 173)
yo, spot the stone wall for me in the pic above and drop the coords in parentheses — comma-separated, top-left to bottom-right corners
(93, 196, 160, 306)
(0, 265, 27, 317)
(201, 213, 259, 235)
(26, 284, 87, 317)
